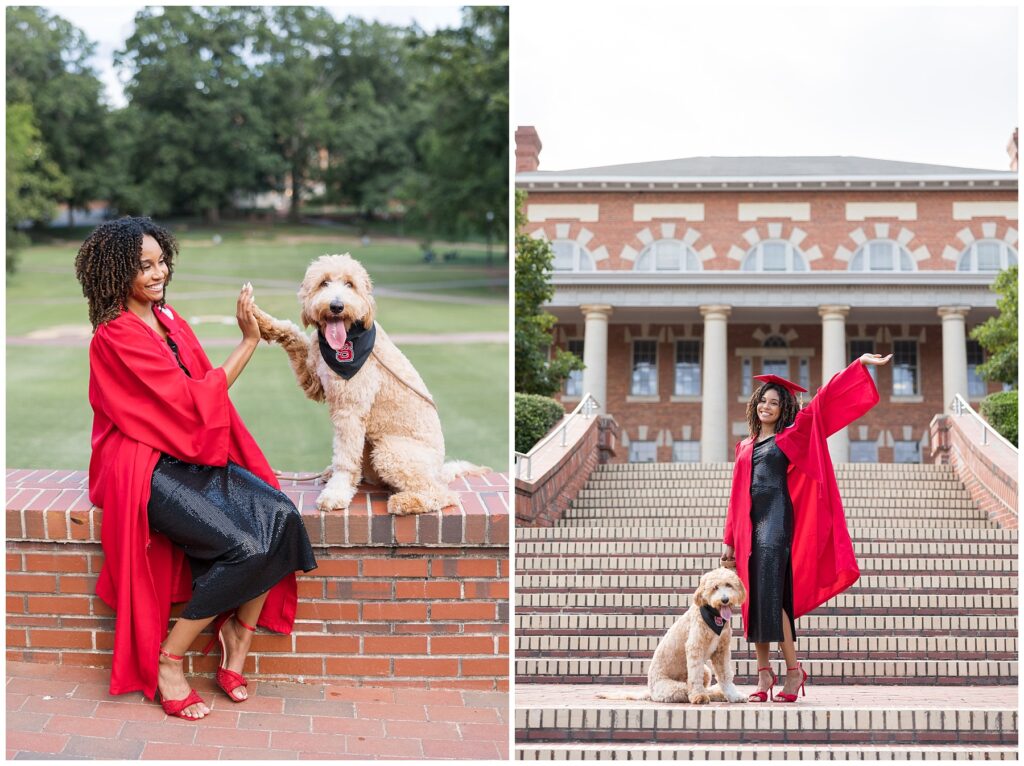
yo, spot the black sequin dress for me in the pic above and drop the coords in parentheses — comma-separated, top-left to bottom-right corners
(747, 435, 796, 643)
(146, 338, 317, 620)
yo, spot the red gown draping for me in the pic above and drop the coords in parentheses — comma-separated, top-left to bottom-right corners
(88, 305, 298, 698)
(723, 359, 878, 639)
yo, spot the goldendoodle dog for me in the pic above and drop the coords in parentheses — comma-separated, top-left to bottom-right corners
(598, 567, 747, 704)
(253, 253, 486, 515)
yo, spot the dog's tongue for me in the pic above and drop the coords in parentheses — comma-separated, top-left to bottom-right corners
(324, 318, 347, 351)
(720, 606, 733, 621)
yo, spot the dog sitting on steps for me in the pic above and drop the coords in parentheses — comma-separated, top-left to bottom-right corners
(598, 567, 748, 704)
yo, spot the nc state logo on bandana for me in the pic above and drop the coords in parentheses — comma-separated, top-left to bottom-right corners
(336, 341, 354, 363)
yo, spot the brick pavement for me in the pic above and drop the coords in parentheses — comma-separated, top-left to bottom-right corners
(6, 661, 509, 760)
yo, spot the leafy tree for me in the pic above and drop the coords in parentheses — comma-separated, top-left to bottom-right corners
(6, 6, 110, 226)
(971, 265, 1018, 387)
(6, 102, 69, 271)
(515, 191, 582, 395)
(406, 7, 508, 242)
(115, 6, 276, 220)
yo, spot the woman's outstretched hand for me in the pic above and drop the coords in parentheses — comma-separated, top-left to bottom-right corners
(859, 353, 893, 367)
(237, 282, 259, 345)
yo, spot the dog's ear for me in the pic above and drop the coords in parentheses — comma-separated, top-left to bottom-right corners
(358, 268, 375, 327)
(692, 578, 707, 607)
(298, 268, 318, 328)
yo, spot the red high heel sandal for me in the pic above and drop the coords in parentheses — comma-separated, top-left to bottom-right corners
(203, 613, 257, 702)
(748, 666, 777, 702)
(157, 649, 207, 720)
(772, 664, 808, 703)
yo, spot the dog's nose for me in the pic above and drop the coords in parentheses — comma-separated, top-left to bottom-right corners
(720, 596, 729, 604)
(329, 300, 344, 315)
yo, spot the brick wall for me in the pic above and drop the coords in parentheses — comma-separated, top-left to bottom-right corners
(6, 469, 510, 691)
(516, 416, 598, 527)
(930, 414, 1018, 529)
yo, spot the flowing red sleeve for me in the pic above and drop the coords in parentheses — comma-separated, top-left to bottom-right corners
(800, 359, 879, 437)
(722, 439, 745, 547)
(90, 318, 231, 465)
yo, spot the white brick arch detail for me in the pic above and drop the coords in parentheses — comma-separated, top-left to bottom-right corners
(621, 225, 714, 265)
(731, 224, 818, 266)
(529, 225, 609, 263)
(838, 225, 924, 267)
(942, 223, 1020, 264)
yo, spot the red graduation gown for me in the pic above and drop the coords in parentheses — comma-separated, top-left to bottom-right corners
(723, 359, 878, 639)
(88, 305, 298, 699)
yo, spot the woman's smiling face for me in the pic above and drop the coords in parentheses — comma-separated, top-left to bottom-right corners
(129, 234, 169, 307)
(756, 388, 782, 428)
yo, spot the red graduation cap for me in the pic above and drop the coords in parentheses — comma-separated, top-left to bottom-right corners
(752, 373, 807, 395)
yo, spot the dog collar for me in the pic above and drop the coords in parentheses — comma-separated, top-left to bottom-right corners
(700, 604, 727, 635)
(318, 320, 376, 379)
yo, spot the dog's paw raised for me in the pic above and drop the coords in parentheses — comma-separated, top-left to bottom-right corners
(689, 692, 710, 705)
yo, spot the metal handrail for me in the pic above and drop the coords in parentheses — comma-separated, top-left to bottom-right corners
(950, 394, 1018, 453)
(514, 393, 600, 481)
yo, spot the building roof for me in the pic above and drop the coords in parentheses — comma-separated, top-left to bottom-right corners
(517, 155, 1017, 191)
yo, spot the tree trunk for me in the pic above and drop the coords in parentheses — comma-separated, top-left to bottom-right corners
(289, 167, 303, 224)
(205, 206, 220, 224)
(67, 201, 75, 228)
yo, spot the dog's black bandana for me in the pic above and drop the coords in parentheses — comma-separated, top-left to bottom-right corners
(317, 320, 376, 379)
(700, 605, 727, 635)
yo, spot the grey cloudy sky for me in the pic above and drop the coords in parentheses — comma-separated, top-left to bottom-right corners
(513, 5, 1018, 172)
(39, 4, 465, 109)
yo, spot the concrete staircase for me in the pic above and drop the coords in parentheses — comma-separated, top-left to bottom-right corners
(515, 462, 1018, 760)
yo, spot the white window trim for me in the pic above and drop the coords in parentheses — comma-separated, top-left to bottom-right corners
(551, 239, 596, 272)
(957, 239, 1018, 272)
(635, 238, 702, 272)
(630, 338, 660, 398)
(741, 239, 809, 272)
(890, 337, 920, 399)
(673, 339, 702, 397)
(563, 338, 585, 401)
(849, 239, 916, 272)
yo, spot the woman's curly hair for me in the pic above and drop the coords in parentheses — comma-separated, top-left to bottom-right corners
(745, 382, 801, 440)
(75, 217, 178, 329)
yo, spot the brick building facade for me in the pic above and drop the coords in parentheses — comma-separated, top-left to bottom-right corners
(515, 126, 1018, 464)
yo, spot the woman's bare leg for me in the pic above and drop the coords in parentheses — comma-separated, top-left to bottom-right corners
(752, 641, 774, 693)
(159, 616, 216, 718)
(778, 609, 802, 695)
(217, 591, 271, 701)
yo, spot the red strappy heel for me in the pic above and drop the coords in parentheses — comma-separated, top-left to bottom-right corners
(772, 664, 808, 702)
(203, 613, 257, 702)
(748, 666, 777, 702)
(157, 649, 207, 720)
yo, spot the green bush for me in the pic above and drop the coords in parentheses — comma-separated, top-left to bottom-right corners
(979, 390, 1018, 446)
(515, 393, 566, 454)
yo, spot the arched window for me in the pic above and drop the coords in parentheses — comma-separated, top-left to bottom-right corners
(551, 239, 596, 272)
(849, 240, 914, 272)
(741, 240, 808, 272)
(635, 239, 701, 271)
(957, 240, 1018, 272)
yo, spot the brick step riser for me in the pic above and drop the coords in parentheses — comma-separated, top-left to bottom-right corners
(515, 727, 1015, 746)
(517, 565, 1018, 576)
(517, 651, 1020, 662)
(516, 546, 1020, 557)
(515, 675, 1017, 687)
(517, 530, 1019, 542)
(556, 520, 995, 528)
(517, 629, 1019, 639)
(515, 746, 1021, 761)
(517, 607, 1017, 618)
(516, 616, 1019, 631)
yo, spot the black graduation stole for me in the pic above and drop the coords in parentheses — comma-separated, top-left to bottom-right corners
(700, 604, 727, 635)
(317, 320, 376, 379)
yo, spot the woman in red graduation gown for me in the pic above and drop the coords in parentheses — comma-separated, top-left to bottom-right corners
(76, 217, 317, 720)
(722, 353, 891, 702)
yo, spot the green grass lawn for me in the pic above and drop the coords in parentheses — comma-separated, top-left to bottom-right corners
(7, 227, 508, 472)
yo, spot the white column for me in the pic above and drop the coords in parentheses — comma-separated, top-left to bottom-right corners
(699, 304, 731, 463)
(819, 305, 851, 464)
(938, 306, 971, 412)
(580, 304, 613, 415)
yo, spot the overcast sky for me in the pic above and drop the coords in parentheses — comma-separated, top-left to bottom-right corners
(513, 5, 1018, 172)
(39, 4, 466, 109)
